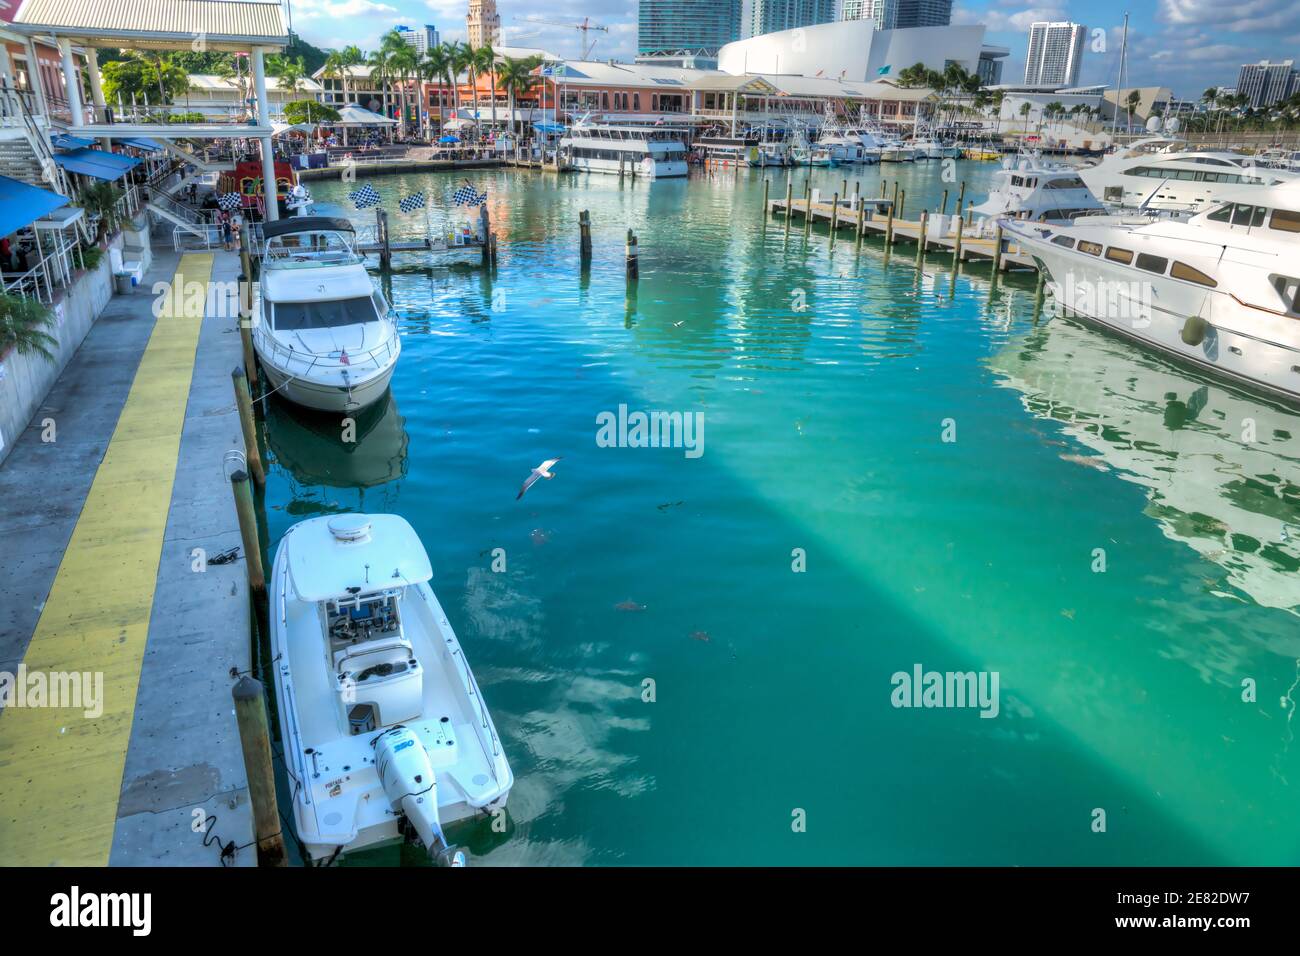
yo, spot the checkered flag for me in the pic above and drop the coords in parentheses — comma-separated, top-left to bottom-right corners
(398, 191, 426, 213)
(349, 184, 381, 209)
(217, 193, 243, 212)
(452, 183, 486, 206)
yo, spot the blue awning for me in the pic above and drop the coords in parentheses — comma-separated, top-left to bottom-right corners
(0, 175, 70, 238)
(53, 148, 142, 181)
(121, 137, 163, 152)
(52, 133, 95, 150)
(532, 122, 565, 134)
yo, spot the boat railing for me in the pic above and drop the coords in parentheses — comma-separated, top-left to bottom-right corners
(257, 323, 398, 373)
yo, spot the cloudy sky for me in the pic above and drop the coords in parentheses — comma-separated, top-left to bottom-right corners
(286, 0, 1300, 97)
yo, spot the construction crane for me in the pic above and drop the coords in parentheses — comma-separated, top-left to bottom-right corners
(516, 16, 610, 59)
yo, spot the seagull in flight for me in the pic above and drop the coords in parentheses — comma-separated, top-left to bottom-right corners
(517, 458, 562, 500)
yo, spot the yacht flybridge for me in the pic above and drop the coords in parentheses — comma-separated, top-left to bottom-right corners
(1079, 137, 1297, 214)
(253, 217, 399, 413)
(968, 152, 1105, 233)
(271, 514, 513, 865)
(560, 121, 688, 178)
(1005, 178, 1300, 404)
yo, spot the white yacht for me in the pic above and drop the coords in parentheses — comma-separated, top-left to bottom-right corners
(1004, 178, 1300, 404)
(1079, 137, 1296, 213)
(818, 129, 878, 164)
(909, 130, 961, 160)
(561, 122, 688, 178)
(253, 217, 399, 414)
(271, 513, 513, 864)
(968, 153, 1106, 233)
(747, 140, 791, 167)
(878, 137, 917, 162)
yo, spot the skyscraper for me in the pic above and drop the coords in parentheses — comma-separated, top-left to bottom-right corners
(841, 0, 952, 29)
(1023, 21, 1087, 87)
(467, 0, 500, 48)
(747, 0, 837, 39)
(1236, 60, 1298, 108)
(639, 0, 742, 56)
(395, 24, 440, 55)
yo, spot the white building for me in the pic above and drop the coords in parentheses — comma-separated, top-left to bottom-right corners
(395, 24, 439, 55)
(1236, 60, 1298, 109)
(181, 74, 325, 120)
(1023, 21, 1086, 88)
(719, 18, 988, 80)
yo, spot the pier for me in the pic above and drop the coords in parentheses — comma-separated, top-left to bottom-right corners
(768, 194, 1039, 271)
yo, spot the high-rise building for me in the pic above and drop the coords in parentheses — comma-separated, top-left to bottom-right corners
(747, 0, 836, 39)
(1236, 60, 1298, 109)
(395, 24, 440, 55)
(639, 0, 742, 56)
(466, 0, 500, 48)
(840, 0, 951, 29)
(1023, 21, 1086, 87)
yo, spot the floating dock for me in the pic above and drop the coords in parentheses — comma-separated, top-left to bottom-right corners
(768, 196, 1040, 272)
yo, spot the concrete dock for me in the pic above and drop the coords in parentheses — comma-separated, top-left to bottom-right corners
(769, 196, 1040, 271)
(0, 248, 256, 865)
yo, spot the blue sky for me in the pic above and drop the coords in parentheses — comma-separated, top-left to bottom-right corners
(286, 0, 1300, 98)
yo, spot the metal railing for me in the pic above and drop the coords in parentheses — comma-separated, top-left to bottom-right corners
(253, 323, 399, 375)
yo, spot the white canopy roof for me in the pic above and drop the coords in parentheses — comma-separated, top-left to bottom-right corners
(287, 514, 433, 603)
(330, 105, 398, 127)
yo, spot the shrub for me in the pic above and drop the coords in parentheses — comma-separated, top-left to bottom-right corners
(0, 292, 57, 361)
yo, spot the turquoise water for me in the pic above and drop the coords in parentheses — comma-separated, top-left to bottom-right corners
(261, 163, 1300, 866)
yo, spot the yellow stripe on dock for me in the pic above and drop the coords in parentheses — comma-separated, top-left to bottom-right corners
(0, 254, 213, 866)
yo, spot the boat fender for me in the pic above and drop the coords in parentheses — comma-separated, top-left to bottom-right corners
(1181, 315, 1208, 347)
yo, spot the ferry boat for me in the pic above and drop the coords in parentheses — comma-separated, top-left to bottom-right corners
(252, 216, 400, 413)
(1079, 136, 1297, 213)
(1003, 178, 1300, 404)
(270, 513, 513, 864)
(560, 122, 688, 179)
(967, 153, 1106, 232)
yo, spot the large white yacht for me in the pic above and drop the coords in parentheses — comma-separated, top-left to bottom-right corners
(253, 217, 399, 413)
(271, 513, 513, 864)
(561, 122, 688, 178)
(1003, 179, 1300, 404)
(967, 152, 1106, 234)
(1079, 137, 1296, 213)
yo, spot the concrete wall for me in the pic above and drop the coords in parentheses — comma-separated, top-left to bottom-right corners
(0, 245, 114, 466)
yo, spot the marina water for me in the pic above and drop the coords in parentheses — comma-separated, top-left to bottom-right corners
(262, 163, 1300, 865)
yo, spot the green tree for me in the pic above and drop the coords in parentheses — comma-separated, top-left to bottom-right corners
(0, 293, 56, 362)
(497, 56, 541, 135)
(101, 54, 188, 107)
(283, 99, 339, 124)
(422, 44, 454, 133)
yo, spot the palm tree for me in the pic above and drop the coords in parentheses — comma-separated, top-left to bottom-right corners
(341, 45, 365, 105)
(386, 37, 419, 135)
(367, 45, 393, 122)
(446, 42, 472, 116)
(0, 293, 57, 362)
(473, 44, 498, 130)
(322, 50, 346, 109)
(497, 56, 540, 137)
(423, 45, 455, 137)
(1019, 101, 1032, 136)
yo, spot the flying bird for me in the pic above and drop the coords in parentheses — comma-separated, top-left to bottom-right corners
(517, 458, 562, 500)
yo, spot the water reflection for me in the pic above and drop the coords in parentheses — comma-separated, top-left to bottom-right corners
(991, 316, 1300, 615)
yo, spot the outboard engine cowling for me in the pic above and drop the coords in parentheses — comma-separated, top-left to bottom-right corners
(373, 726, 465, 865)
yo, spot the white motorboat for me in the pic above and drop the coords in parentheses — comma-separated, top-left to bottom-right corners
(271, 513, 513, 864)
(1004, 177, 1300, 404)
(910, 138, 961, 160)
(1078, 136, 1297, 214)
(747, 140, 791, 167)
(878, 138, 917, 162)
(560, 121, 688, 178)
(252, 216, 399, 414)
(817, 129, 878, 164)
(967, 152, 1106, 232)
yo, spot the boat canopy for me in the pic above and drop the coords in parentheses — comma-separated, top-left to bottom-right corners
(287, 514, 432, 602)
(262, 215, 355, 240)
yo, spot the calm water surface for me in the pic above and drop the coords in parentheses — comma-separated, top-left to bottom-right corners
(261, 162, 1300, 865)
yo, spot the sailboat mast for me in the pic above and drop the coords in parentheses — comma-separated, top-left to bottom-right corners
(1113, 13, 1129, 137)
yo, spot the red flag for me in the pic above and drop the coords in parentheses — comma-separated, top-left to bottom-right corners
(339, 349, 350, 366)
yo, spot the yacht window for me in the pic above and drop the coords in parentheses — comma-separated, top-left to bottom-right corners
(1206, 203, 1233, 222)
(1269, 209, 1300, 233)
(1170, 261, 1217, 287)
(272, 296, 377, 331)
(1105, 247, 1134, 264)
(1136, 253, 1168, 274)
(1011, 175, 1023, 187)
(1051, 235, 1076, 248)
(1230, 204, 1266, 227)
(1077, 240, 1103, 256)
(1043, 176, 1086, 190)
(1270, 275, 1300, 312)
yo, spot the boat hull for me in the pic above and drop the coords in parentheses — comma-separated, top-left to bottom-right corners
(258, 357, 396, 413)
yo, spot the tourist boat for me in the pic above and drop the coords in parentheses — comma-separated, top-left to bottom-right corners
(218, 157, 298, 218)
(1003, 178, 1300, 404)
(967, 152, 1106, 232)
(1078, 136, 1297, 214)
(560, 121, 688, 178)
(252, 216, 399, 413)
(270, 513, 513, 864)
(696, 132, 757, 166)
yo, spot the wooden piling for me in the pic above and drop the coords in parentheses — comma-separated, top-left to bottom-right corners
(231, 368, 264, 487)
(917, 209, 928, 266)
(953, 215, 964, 264)
(783, 182, 793, 238)
(236, 273, 258, 392)
(762, 178, 770, 214)
(840, 178, 847, 199)
(956, 180, 966, 217)
(855, 199, 865, 249)
(940, 189, 949, 215)
(993, 223, 1005, 273)
(230, 470, 264, 597)
(898, 188, 906, 221)
(579, 209, 592, 262)
(886, 189, 896, 245)
(625, 228, 638, 282)
(232, 676, 287, 867)
(479, 205, 492, 266)
(829, 192, 839, 238)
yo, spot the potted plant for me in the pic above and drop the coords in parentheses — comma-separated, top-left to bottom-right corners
(0, 292, 57, 362)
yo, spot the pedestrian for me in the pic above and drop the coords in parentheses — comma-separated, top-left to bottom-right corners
(219, 210, 232, 250)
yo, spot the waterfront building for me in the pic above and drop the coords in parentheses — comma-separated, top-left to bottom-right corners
(638, 0, 741, 57)
(395, 24, 440, 56)
(842, 0, 952, 29)
(467, 0, 500, 48)
(180, 74, 325, 120)
(746, 0, 836, 39)
(1023, 21, 1086, 88)
(1235, 60, 1299, 109)
(312, 64, 397, 113)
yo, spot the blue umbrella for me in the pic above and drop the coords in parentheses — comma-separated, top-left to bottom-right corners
(438, 135, 459, 144)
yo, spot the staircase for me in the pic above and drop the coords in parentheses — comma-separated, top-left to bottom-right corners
(145, 191, 211, 240)
(160, 139, 235, 175)
(0, 132, 45, 185)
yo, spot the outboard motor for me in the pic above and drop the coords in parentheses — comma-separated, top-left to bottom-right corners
(373, 727, 466, 866)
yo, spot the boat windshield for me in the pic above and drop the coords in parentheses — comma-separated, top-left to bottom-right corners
(272, 296, 378, 331)
(264, 229, 361, 269)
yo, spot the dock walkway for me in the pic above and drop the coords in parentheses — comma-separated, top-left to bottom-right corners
(768, 196, 1040, 272)
(0, 249, 255, 865)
